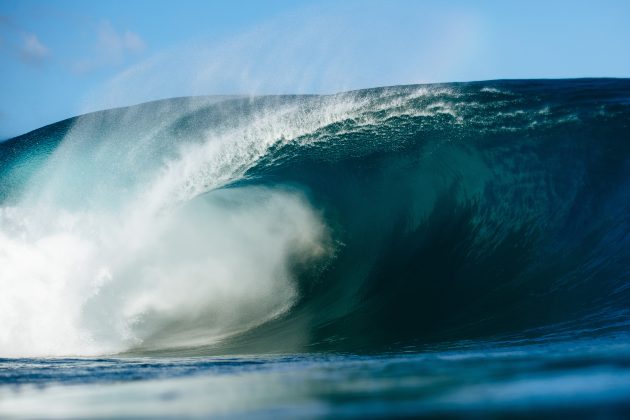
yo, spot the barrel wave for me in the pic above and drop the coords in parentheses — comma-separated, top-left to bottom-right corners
(1, 79, 629, 357)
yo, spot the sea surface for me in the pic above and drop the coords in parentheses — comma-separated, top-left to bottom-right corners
(1, 79, 630, 417)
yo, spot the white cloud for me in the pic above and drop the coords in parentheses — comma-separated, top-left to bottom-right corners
(20, 33, 50, 65)
(0, 15, 51, 66)
(97, 20, 145, 57)
(74, 20, 146, 73)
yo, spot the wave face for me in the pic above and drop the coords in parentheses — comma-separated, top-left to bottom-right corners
(1, 79, 629, 357)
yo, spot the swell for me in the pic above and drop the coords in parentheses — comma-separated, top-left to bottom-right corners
(1, 79, 630, 356)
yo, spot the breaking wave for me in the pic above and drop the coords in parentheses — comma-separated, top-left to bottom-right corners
(1, 79, 629, 357)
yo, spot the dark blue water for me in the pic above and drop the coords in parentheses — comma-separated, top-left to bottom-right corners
(0, 337, 630, 419)
(2, 337, 630, 418)
(1, 79, 630, 417)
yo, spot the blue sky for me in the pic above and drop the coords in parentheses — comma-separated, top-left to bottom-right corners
(1, 0, 629, 138)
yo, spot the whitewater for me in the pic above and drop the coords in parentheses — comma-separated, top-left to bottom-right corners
(1, 79, 630, 417)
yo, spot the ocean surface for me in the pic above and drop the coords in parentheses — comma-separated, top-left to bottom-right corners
(1, 79, 630, 417)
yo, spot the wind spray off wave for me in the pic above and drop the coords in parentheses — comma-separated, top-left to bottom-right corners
(1, 79, 630, 357)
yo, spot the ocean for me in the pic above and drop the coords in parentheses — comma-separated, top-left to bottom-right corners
(1, 79, 629, 417)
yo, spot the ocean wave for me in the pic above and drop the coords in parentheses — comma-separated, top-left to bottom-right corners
(1, 79, 629, 356)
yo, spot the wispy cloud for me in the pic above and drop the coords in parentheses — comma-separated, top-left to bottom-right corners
(19, 33, 50, 65)
(74, 20, 146, 73)
(98, 20, 145, 54)
(0, 15, 52, 67)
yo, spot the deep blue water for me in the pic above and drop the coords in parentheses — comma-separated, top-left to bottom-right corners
(1, 79, 630, 417)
